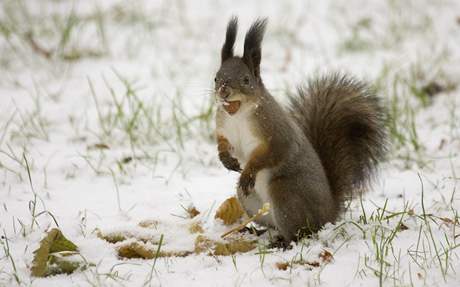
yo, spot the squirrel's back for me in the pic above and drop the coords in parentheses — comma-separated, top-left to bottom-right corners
(288, 73, 388, 211)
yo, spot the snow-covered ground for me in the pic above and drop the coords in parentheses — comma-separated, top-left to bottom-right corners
(1, 0, 460, 286)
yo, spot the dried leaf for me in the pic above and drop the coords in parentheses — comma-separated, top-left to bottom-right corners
(305, 261, 320, 267)
(117, 241, 156, 259)
(94, 228, 127, 243)
(194, 235, 256, 256)
(138, 220, 159, 229)
(189, 222, 204, 234)
(47, 253, 90, 275)
(88, 143, 110, 150)
(397, 223, 409, 232)
(276, 262, 289, 270)
(278, 260, 319, 270)
(214, 240, 256, 256)
(319, 249, 333, 263)
(194, 235, 215, 254)
(215, 197, 244, 225)
(95, 228, 156, 244)
(31, 229, 81, 277)
(117, 241, 190, 259)
(186, 206, 201, 218)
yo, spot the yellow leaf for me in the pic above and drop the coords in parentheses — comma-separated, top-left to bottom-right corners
(215, 197, 244, 225)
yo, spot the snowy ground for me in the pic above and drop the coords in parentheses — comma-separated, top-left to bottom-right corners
(1, 0, 460, 286)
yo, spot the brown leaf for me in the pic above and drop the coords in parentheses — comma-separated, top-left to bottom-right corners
(213, 240, 256, 256)
(117, 241, 156, 259)
(88, 143, 110, 150)
(94, 228, 127, 243)
(186, 206, 200, 219)
(215, 197, 244, 225)
(319, 249, 333, 263)
(138, 219, 159, 229)
(117, 241, 191, 259)
(308, 261, 320, 267)
(276, 262, 289, 270)
(188, 222, 204, 234)
(194, 235, 214, 254)
(397, 223, 409, 232)
(194, 235, 256, 256)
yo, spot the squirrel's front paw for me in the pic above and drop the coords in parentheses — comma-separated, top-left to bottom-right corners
(219, 152, 241, 172)
(239, 171, 255, 195)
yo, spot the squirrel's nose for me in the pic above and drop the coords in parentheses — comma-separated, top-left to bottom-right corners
(218, 85, 231, 99)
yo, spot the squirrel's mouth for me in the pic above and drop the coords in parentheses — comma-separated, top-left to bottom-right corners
(216, 92, 243, 103)
(216, 93, 243, 115)
(222, 101, 241, 115)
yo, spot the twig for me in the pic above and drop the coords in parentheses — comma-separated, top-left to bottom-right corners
(221, 203, 270, 238)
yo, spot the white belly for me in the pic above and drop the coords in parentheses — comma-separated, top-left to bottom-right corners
(218, 105, 260, 167)
(218, 105, 275, 224)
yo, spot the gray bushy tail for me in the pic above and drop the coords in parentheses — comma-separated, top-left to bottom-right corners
(288, 73, 388, 210)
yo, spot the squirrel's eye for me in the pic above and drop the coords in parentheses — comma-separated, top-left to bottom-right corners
(242, 76, 250, 85)
(214, 77, 217, 83)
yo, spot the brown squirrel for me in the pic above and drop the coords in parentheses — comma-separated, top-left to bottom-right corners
(214, 17, 387, 243)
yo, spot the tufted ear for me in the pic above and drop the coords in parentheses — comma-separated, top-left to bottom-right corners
(221, 16, 238, 63)
(243, 18, 267, 79)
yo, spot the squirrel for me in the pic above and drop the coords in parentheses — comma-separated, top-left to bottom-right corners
(214, 17, 388, 243)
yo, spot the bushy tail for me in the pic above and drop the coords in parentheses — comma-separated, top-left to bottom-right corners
(288, 73, 388, 207)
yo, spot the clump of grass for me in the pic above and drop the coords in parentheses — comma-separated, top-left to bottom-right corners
(0, 0, 108, 66)
(333, 191, 460, 287)
(375, 49, 454, 169)
(85, 69, 215, 166)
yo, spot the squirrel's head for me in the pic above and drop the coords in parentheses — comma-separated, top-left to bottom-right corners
(214, 17, 267, 105)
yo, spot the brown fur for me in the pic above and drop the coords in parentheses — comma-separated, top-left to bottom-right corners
(217, 135, 241, 172)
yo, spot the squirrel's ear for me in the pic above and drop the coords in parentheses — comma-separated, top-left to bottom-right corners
(243, 18, 267, 79)
(221, 16, 238, 63)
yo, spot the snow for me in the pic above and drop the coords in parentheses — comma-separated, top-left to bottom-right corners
(1, 0, 460, 286)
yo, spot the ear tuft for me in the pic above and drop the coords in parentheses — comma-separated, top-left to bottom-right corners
(243, 18, 268, 79)
(221, 16, 238, 63)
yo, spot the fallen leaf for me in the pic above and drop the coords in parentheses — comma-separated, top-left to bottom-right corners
(138, 219, 160, 229)
(305, 261, 320, 267)
(31, 228, 84, 277)
(186, 206, 200, 218)
(397, 223, 409, 231)
(276, 262, 289, 270)
(215, 197, 244, 225)
(117, 240, 191, 259)
(94, 228, 127, 243)
(194, 235, 256, 256)
(319, 249, 333, 263)
(188, 222, 204, 234)
(214, 240, 256, 256)
(88, 143, 110, 150)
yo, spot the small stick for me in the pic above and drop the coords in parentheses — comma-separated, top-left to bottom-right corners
(221, 203, 270, 238)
